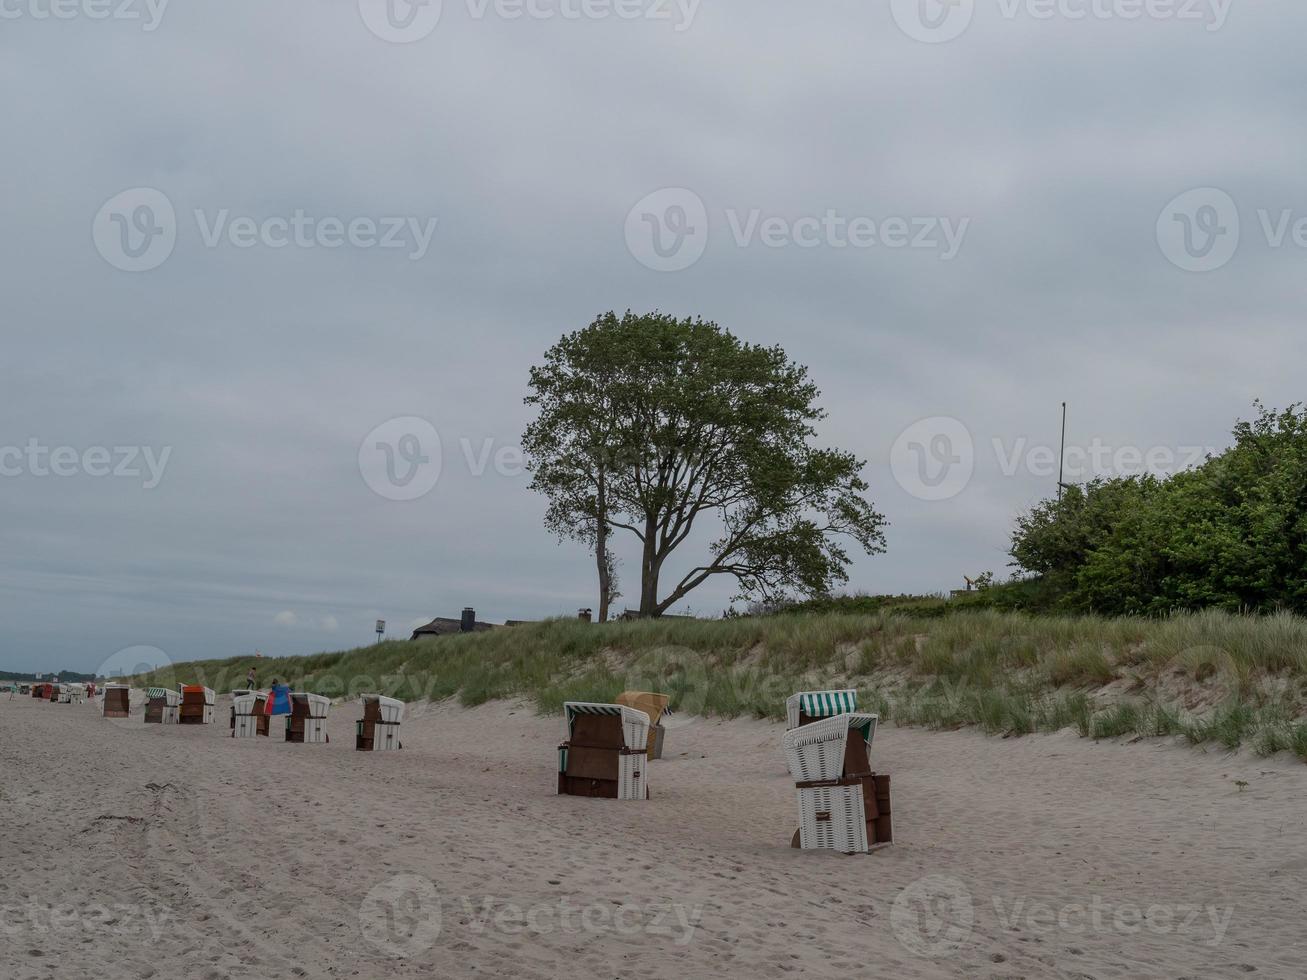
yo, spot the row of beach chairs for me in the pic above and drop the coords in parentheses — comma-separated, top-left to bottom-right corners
(91, 682, 891, 852)
(28, 683, 87, 704)
(104, 685, 402, 752)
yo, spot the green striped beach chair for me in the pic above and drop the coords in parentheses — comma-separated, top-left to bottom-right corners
(557, 702, 652, 800)
(144, 686, 180, 724)
(783, 712, 886, 854)
(786, 690, 858, 730)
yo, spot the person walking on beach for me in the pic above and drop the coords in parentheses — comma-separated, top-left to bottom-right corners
(246, 666, 256, 691)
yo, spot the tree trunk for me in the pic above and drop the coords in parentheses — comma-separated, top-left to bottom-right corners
(596, 535, 610, 624)
(595, 471, 610, 623)
(638, 514, 660, 617)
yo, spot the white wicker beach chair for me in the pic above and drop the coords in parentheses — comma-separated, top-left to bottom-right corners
(557, 702, 651, 800)
(286, 692, 330, 743)
(356, 694, 404, 751)
(783, 713, 881, 854)
(66, 683, 86, 704)
(785, 690, 858, 730)
(231, 691, 265, 738)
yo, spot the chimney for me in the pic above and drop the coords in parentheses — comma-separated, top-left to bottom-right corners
(578, 608, 593, 623)
(461, 607, 476, 632)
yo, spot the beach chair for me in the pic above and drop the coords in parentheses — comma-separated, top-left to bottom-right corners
(356, 694, 403, 751)
(783, 712, 892, 854)
(230, 691, 268, 738)
(144, 687, 180, 724)
(785, 690, 858, 730)
(615, 691, 671, 760)
(49, 684, 64, 703)
(178, 685, 215, 725)
(102, 684, 131, 718)
(285, 693, 330, 744)
(557, 702, 651, 800)
(66, 683, 86, 704)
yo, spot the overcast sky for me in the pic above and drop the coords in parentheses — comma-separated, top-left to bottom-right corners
(2, 0, 1303, 674)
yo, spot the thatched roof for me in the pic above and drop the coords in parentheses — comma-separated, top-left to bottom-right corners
(411, 617, 497, 640)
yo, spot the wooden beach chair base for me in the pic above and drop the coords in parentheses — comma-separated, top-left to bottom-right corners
(557, 704, 652, 801)
(103, 686, 131, 719)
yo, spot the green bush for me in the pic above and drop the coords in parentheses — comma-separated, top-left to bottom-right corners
(1010, 403, 1307, 615)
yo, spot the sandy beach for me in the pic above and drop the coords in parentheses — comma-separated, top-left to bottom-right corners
(2, 694, 1304, 979)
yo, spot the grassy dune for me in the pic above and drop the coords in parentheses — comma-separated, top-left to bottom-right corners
(128, 609, 1307, 761)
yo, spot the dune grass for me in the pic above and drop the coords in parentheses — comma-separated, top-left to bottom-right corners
(127, 608, 1307, 762)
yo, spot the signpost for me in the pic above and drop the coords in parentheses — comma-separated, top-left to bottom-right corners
(375, 619, 386, 643)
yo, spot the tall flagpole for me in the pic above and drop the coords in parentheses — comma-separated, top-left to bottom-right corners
(1058, 402, 1067, 503)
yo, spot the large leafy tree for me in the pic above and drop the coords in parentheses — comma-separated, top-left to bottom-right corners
(522, 311, 887, 619)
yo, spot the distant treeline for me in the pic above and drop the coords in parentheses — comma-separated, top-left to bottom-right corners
(0, 669, 98, 683)
(1007, 403, 1307, 615)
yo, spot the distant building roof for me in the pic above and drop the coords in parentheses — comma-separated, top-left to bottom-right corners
(411, 617, 497, 640)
